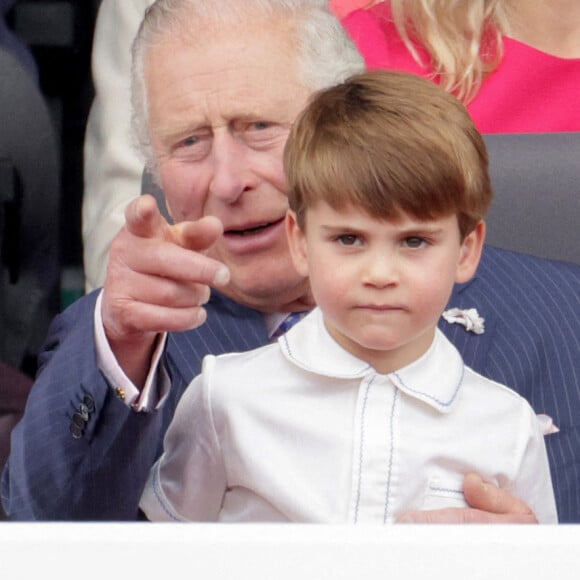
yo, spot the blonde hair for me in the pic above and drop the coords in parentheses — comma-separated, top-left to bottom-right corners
(387, 0, 510, 102)
(285, 71, 492, 239)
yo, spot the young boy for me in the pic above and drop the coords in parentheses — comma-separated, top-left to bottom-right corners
(139, 71, 557, 524)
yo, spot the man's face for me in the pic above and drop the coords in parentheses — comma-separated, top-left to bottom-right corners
(145, 21, 313, 312)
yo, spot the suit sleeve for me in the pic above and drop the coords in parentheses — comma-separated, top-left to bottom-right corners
(1, 292, 166, 520)
(442, 247, 580, 522)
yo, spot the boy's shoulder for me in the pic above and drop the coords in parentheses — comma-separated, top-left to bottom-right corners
(460, 363, 541, 425)
(438, 328, 538, 419)
(205, 340, 285, 376)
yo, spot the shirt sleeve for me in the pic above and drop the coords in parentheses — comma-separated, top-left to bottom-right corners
(93, 290, 170, 412)
(139, 356, 227, 521)
(509, 402, 559, 524)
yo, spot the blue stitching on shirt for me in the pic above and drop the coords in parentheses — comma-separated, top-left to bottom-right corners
(282, 333, 293, 357)
(392, 363, 465, 408)
(151, 464, 182, 522)
(383, 388, 399, 523)
(282, 333, 373, 377)
(429, 486, 465, 497)
(354, 377, 373, 523)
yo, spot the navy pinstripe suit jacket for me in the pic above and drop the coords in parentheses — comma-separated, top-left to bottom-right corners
(2, 245, 580, 521)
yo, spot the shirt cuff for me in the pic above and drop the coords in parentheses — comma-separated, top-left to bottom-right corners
(94, 290, 170, 412)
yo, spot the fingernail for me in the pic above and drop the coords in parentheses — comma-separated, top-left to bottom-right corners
(202, 287, 210, 305)
(214, 266, 230, 286)
(134, 198, 143, 220)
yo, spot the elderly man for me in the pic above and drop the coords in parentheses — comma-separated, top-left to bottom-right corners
(3, 0, 580, 522)
(81, 0, 372, 293)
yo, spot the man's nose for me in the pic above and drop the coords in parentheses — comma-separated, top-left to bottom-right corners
(209, 132, 251, 204)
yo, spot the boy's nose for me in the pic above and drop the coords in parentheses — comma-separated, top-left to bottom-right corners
(362, 251, 399, 288)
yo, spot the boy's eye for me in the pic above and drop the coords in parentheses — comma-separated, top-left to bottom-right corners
(336, 234, 360, 246)
(404, 236, 427, 248)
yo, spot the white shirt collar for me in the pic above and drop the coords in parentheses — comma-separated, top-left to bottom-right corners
(279, 307, 465, 414)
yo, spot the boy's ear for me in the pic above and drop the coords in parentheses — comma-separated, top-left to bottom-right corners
(285, 210, 309, 277)
(455, 220, 486, 283)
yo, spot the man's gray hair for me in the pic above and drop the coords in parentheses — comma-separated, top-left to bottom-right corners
(130, 0, 365, 173)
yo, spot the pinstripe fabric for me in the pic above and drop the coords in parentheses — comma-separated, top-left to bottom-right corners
(2, 245, 580, 521)
(440, 246, 580, 522)
(158, 293, 268, 457)
(1, 291, 268, 520)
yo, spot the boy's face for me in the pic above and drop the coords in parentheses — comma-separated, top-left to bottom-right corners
(286, 202, 484, 373)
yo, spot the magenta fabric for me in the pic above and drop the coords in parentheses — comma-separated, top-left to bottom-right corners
(342, 3, 580, 133)
(329, 0, 373, 18)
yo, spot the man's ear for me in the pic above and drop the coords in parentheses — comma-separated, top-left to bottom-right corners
(455, 220, 486, 283)
(285, 210, 309, 277)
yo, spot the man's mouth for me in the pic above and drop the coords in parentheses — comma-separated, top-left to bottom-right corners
(225, 217, 284, 237)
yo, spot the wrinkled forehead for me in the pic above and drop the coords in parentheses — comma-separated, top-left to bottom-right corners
(145, 24, 311, 130)
(145, 6, 300, 73)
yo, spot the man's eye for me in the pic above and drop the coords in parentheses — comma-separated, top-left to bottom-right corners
(241, 121, 290, 150)
(180, 135, 200, 148)
(250, 121, 271, 131)
(172, 134, 211, 161)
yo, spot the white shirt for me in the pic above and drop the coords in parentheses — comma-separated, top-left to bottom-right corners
(93, 293, 285, 411)
(94, 291, 168, 412)
(140, 308, 558, 523)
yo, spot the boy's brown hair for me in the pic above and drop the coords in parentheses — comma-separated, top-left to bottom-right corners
(284, 70, 492, 239)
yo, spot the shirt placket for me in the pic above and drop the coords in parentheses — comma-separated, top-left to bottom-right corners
(348, 374, 400, 523)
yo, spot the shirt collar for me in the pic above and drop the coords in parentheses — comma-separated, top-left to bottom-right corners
(265, 312, 290, 339)
(279, 307, 465, 414)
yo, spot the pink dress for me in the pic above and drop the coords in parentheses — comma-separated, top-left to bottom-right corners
(342, 3, 580, 133)
(329, 0, 373, 18)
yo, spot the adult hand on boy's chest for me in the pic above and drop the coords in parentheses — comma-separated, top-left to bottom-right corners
(397, 473, 537, 524)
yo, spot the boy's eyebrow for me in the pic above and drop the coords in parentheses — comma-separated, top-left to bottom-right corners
(319, 222, 447, 235)
(397, 224, 446, 235)
(319, 223, 366, 234)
